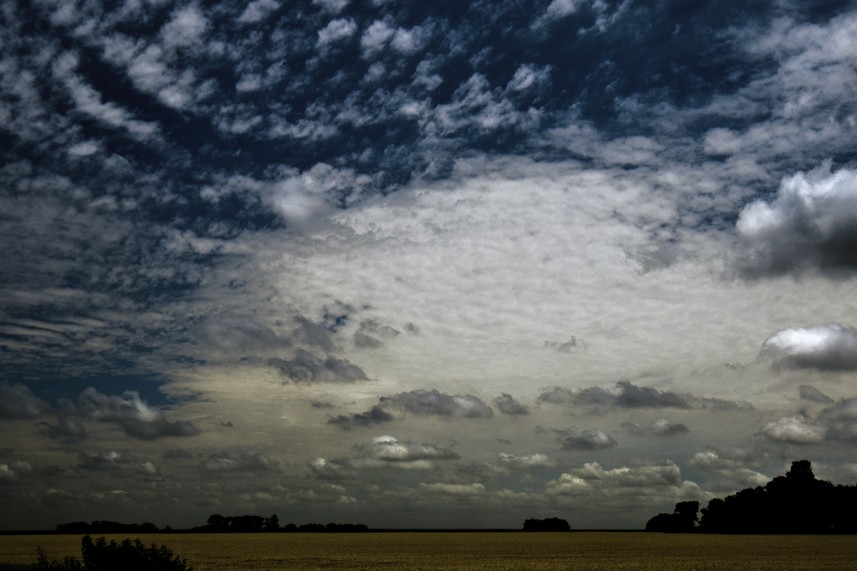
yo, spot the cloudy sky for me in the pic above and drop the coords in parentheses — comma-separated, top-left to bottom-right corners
(2, 0, 857, 530)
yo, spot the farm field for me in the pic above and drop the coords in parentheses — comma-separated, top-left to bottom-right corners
(2, 532, 857, 571)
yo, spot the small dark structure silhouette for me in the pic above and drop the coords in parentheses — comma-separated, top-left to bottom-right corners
(523, 517, 571, 531)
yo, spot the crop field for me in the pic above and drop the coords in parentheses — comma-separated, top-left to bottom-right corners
(2, 532, 857, 570)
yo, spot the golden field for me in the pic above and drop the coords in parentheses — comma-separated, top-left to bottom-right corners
(2, 532, 857, 570)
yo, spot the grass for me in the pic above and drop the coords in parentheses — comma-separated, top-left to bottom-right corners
(2, 532, 857, 570)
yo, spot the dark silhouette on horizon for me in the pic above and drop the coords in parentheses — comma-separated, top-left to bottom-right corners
(522, 517, 571, 532)
(647, 460, 857, 533)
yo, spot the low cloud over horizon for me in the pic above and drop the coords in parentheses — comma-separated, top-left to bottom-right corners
(1, 0, 857, 531)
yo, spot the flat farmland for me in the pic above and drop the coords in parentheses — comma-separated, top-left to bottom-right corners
(2, 532, 857, 571)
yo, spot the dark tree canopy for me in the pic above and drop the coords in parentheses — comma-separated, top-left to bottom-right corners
(645, 501, 699, 532)
(647, 460, 857, 534)
(522, 517, 571, 532)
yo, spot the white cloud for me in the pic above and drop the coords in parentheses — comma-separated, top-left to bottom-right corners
(312, 0, 350, 14)
(762, 323, 857, 371)
(317, 18, 357, 47)
(497, 452, 554, 468)
(762, 414, 825, 444)
(237, 0, 280, 24)
(361, 20, 395, 56)
(506, 64, 550, 92)
(737, 163, 857, 276)
(161, 6, 208, 49)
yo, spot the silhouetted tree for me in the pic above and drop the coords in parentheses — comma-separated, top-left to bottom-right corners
(692, 460, 857, 534)
(264, 514, 280, 531)
(523, 518, 570, 531)
(645, 501, 698, 532)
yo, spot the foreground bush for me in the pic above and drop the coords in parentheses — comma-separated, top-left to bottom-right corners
(33, 535, 192, 571)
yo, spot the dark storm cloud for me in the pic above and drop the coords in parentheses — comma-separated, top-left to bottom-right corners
(77, 388, 199, 440)
(327, 405, 394, 430)
(799, 385, 834, 404)
(613, 381, 690, 409)
(762, 324, 857, 371)
(36, 416, 88, 441)
(493, 393, 529, 415)
(538, 382, 749, 411)
(269, 349, 369, 383)
(380, 389, 494, 419)
(0, 381, 49, 419)
(737, 165, 857, 278)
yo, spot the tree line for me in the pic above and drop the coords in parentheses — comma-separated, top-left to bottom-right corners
(646, 460, 857, 533)
(55, 515, 369, 534)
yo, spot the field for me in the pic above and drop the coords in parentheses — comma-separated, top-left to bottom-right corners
(2, 532, 857, 570)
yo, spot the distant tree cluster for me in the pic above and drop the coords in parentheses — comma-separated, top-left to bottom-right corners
(55, 521, 160, 534)
(522, 517, 571, 532)
(646, 460, 857, 534)
(196, 514, 368, 533)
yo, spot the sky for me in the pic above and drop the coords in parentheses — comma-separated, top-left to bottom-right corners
(1, 0, 857, 531)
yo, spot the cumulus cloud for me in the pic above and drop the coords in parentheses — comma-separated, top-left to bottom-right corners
(421, 482, 485, 496)
(37, 416, 87, 440)
(762, 324, 857, 371)
(380, 389, 493, 419)
(0, 461, 34, 481)
(737, 163, 857, 277)
(269, 349, 368, 383)
(493, 393, 529, 415)
(818, 398, 857, 441)
(77, 388, 198, 440)
(202, 452, 279, 472)
(327, 405, 394, 430)
(78, 450, 159, 478)
(356, 435, 459, 470)
(538, 382, 747, 411)
(763, 398, 857, 444)
(307, 457, 354, 480)
(761, 414, 826, 444)
(547, 461, 697, 505)
(560, 429, 617, 451)
(497, 452, 554, 468)
(622, 418, 689, 437)
(0, 381, 49, 419)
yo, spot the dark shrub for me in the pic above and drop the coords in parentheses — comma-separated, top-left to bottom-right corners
(32, 536, 191, 571)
